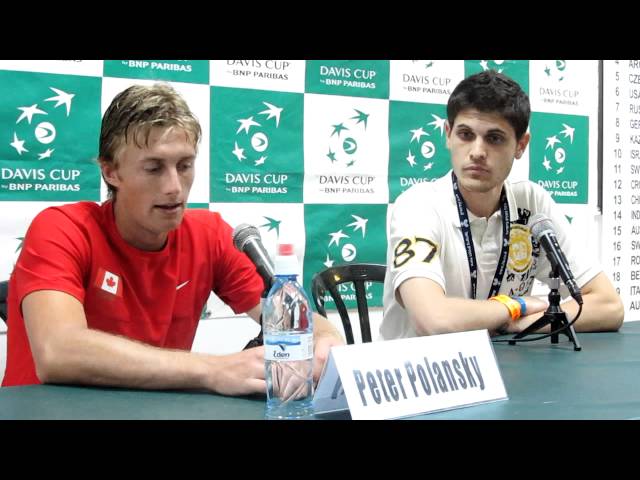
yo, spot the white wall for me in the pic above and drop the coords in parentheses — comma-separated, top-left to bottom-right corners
(191, 308, 382, 355)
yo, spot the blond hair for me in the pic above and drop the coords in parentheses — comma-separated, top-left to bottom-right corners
(98, 83, 201, 198)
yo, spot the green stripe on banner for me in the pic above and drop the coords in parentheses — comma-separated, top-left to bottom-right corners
(103, 60, 210, 84)
(305, 60, 390, 99)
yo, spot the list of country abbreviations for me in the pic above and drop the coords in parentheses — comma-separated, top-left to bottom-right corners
(603, 60, 640, 319)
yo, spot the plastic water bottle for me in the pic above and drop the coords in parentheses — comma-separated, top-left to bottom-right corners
(263, 243, 314, 419)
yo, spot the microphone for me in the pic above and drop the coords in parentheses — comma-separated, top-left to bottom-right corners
(529, 214, 583, 305)
(232, 223, 275, 293)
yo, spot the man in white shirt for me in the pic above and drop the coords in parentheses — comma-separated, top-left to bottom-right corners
(381, 70, 623, 340)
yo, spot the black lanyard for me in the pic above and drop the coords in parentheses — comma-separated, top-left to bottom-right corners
(451, 171, 510, 300)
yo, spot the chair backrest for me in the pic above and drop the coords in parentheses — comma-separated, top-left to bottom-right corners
(0, 280, 8, 324)
(311, 263, 386, 344)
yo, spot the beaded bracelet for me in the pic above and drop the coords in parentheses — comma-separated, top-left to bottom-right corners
(489, 294, 522, 322)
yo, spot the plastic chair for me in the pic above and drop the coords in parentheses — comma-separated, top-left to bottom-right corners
(311, 263, 386, 344)
(0, 280, 8, 324)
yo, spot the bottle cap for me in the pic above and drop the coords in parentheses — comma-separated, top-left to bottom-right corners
(274, 243, 299, 276)
(278, 243, 295, 255)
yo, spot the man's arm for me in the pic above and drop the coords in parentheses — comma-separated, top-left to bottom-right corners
(397, 277, 549, 336)
(506, 271, 624, 334)
(23, 290, 266, 396)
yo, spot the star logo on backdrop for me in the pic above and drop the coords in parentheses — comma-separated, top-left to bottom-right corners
(259, 216, 282, 238)
(236, 116, 261, 134)
(410, 60, 435, 69)
(38, 148, 54, 160)
(347, 215, 368, 236)
(328, 229, 349, 247)
(259, 102, 283, 127)
(545, 135, 561, 150)
(10, 133, 28, 155)
(15, 236, 24, 254)
(16, 104, 46, 124)
(231, 141, 246, 162)
(544, 60, 567, 82)
(46, 88, 75, 115)
(325, 108, 370, 168)
(8, 86, 76, 161)
(543, 122, 575, 175)
(324, 214, 370, 267)
(331, 123, 349, 137)
(351, 109, 369, 129)
(479, 60, 506, 73)
(232, 101, 283, 167)
(405, 114, 446, 171)
(250, 215, 284, 253)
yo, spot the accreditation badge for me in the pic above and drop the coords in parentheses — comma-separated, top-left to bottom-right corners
(507, 224, 533, 273)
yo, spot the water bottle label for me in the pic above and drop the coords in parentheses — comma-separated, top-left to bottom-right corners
(264, 333, 313, 361)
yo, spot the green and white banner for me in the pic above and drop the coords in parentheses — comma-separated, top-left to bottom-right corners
(388, 101, 449, 202)
(529, 112, 589, 204)
(0, 60, 601, 315)
(302, 203, 388, 309)
(211, 87, 303, 203)
(0, 70, 101, 201)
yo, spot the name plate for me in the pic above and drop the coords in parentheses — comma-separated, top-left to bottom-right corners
(313, 329, 507, 420)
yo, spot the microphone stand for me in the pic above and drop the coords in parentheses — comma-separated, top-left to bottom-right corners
(243, 279, 272, 350)
(509, 265, 581, 351)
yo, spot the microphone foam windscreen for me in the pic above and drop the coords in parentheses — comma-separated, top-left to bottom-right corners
(232, 223, 260, 250)
(529, 214, 554, 241)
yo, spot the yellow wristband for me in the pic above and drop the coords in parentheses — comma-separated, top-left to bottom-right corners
(489, 294, 522, 322)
